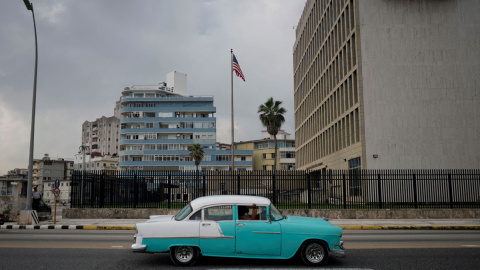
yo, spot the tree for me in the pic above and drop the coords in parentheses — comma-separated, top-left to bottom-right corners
(258, 97, 286, 171)
(189, 143, 205, 171)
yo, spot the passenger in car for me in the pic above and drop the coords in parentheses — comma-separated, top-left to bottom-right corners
(238, 203, 257, 220)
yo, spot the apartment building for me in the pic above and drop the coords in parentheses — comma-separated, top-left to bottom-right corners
(294, 0, 480, 170)
(118, 71, 253, 171)
(32, 154, 74, 192)
(236, 130, 296, 171)
(73, 154, 119, 171)
(81, 116, 120, 156)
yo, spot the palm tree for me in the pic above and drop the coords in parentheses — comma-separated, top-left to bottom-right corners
(258, 97, 286, 171)
(189, 143, 205, 171)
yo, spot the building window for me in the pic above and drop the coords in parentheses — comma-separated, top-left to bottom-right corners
(146, 123, 154, 128)
(159, 112, 173, 117)
(348, 157, 362, 196)
(262, 153, 267, 159)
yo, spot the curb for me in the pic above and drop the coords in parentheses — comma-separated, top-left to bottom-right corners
(0, 225, 135, 230)
(339, 225, 480, 230)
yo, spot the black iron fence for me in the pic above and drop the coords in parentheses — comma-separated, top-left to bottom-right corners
(71, 169, 480, 209)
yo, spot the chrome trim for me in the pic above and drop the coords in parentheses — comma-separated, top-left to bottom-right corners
(199, 236, 234, 239)
(131, 243, 147, 252)
(147, 236, 234, 239)
(252, 231, 281, 234)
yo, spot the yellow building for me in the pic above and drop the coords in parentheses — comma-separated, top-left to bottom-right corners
(235, 131, 295, 171)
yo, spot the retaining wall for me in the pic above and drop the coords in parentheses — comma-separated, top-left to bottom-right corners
(64, 208, 480, 219)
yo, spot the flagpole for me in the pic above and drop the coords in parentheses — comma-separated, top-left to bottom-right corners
(230, 49, 235, 172)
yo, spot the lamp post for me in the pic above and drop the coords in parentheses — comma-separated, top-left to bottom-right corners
(23, 0, 38, 212)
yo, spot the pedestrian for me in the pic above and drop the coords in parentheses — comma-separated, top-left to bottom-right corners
(32, 187, 41, 211)
(238, 203, 257, 220)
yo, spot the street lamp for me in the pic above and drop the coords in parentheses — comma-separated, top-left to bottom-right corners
(23, 0, 39, 212)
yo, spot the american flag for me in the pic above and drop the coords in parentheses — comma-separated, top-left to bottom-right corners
(232, 54, 245, 81)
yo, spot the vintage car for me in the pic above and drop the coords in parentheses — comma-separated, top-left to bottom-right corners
(132, 195, 345, 266)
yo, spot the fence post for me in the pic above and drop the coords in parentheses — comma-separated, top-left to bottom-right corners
(134, 172, 138, 209)
(202, 172, 206, 197)
(168, 173, 172, 209)
(196, 170, 199, 199)
(307, 172, 311, 209)
(448, 173, 453, 209)
(90, 173, 95, 208)
(100, 172, 105, 208)
(110, 173, 114, 208)
(342, 172, 347, 209)
(237, 172, 241, 195)
(377, 173, 382, 209)
(413, 173, 418, 209)
(272, 172, 277, 206)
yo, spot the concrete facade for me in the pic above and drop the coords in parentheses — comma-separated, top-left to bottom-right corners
(0, 169, 28, 221)
(294, 0, 480, 170)
(63, 207, 480, 220)
(359, 0, 480, 169)
(32, 154, 73, 193)
(81, 116, 120, 157)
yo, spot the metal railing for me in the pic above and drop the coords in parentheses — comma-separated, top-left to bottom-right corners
(70, 169, 480, 209)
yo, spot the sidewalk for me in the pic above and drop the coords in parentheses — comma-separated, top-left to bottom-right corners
(1, 217, 479, 230)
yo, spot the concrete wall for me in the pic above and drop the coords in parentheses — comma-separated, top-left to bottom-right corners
(359, 0, 480, 169)
(64, 208, 480, 219)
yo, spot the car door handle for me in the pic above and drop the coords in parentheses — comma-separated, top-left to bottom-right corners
(202, 223, 211, 227)
(236, 223, 246, 226)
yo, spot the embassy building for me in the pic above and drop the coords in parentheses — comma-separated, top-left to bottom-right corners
(294, 0, 480, 171)
(118, 71, 253, 171)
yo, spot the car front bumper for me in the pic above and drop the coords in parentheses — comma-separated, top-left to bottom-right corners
(330, 241, 346, 258)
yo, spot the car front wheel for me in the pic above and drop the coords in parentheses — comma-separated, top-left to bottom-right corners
(300, 241, 328, 266)
(170, 246, 200, 266)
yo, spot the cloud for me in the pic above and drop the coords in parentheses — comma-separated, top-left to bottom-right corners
(0, 0, 306, 174)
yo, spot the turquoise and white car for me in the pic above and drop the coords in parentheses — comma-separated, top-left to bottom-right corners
(132, 195, 345, 266)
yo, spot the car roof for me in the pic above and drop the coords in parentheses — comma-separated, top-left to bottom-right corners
(190, 195, 271, 210)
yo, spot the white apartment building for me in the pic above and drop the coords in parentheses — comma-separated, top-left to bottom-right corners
(81, 116, 120, 157)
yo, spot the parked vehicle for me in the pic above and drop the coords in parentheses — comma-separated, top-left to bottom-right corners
(0, 213, 4, 225)
(35, 200, 52, 214)
(132, 195, 345, 266)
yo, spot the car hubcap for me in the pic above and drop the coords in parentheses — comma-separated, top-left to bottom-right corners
(175, 246, 193, 262)
(306, 243, 324, 263)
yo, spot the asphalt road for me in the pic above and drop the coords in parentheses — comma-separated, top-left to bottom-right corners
(1, 230, 480, 269)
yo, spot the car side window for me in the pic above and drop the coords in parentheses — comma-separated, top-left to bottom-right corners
(204, 205, 233, 221)
(237, 205, 266, 220)
(189, 210, 202, 220)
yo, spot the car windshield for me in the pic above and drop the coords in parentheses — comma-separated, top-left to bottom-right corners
(269, 204, 284, 221)
(175, 204, 192, 221)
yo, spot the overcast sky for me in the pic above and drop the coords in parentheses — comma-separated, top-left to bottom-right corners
(0, 0, 306, 175)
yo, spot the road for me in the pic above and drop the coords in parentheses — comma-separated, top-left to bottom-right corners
(1, 230, 480, 269)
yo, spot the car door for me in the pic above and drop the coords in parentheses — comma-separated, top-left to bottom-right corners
(199, 205, 236, 254)
(235, 205, 281, 256)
